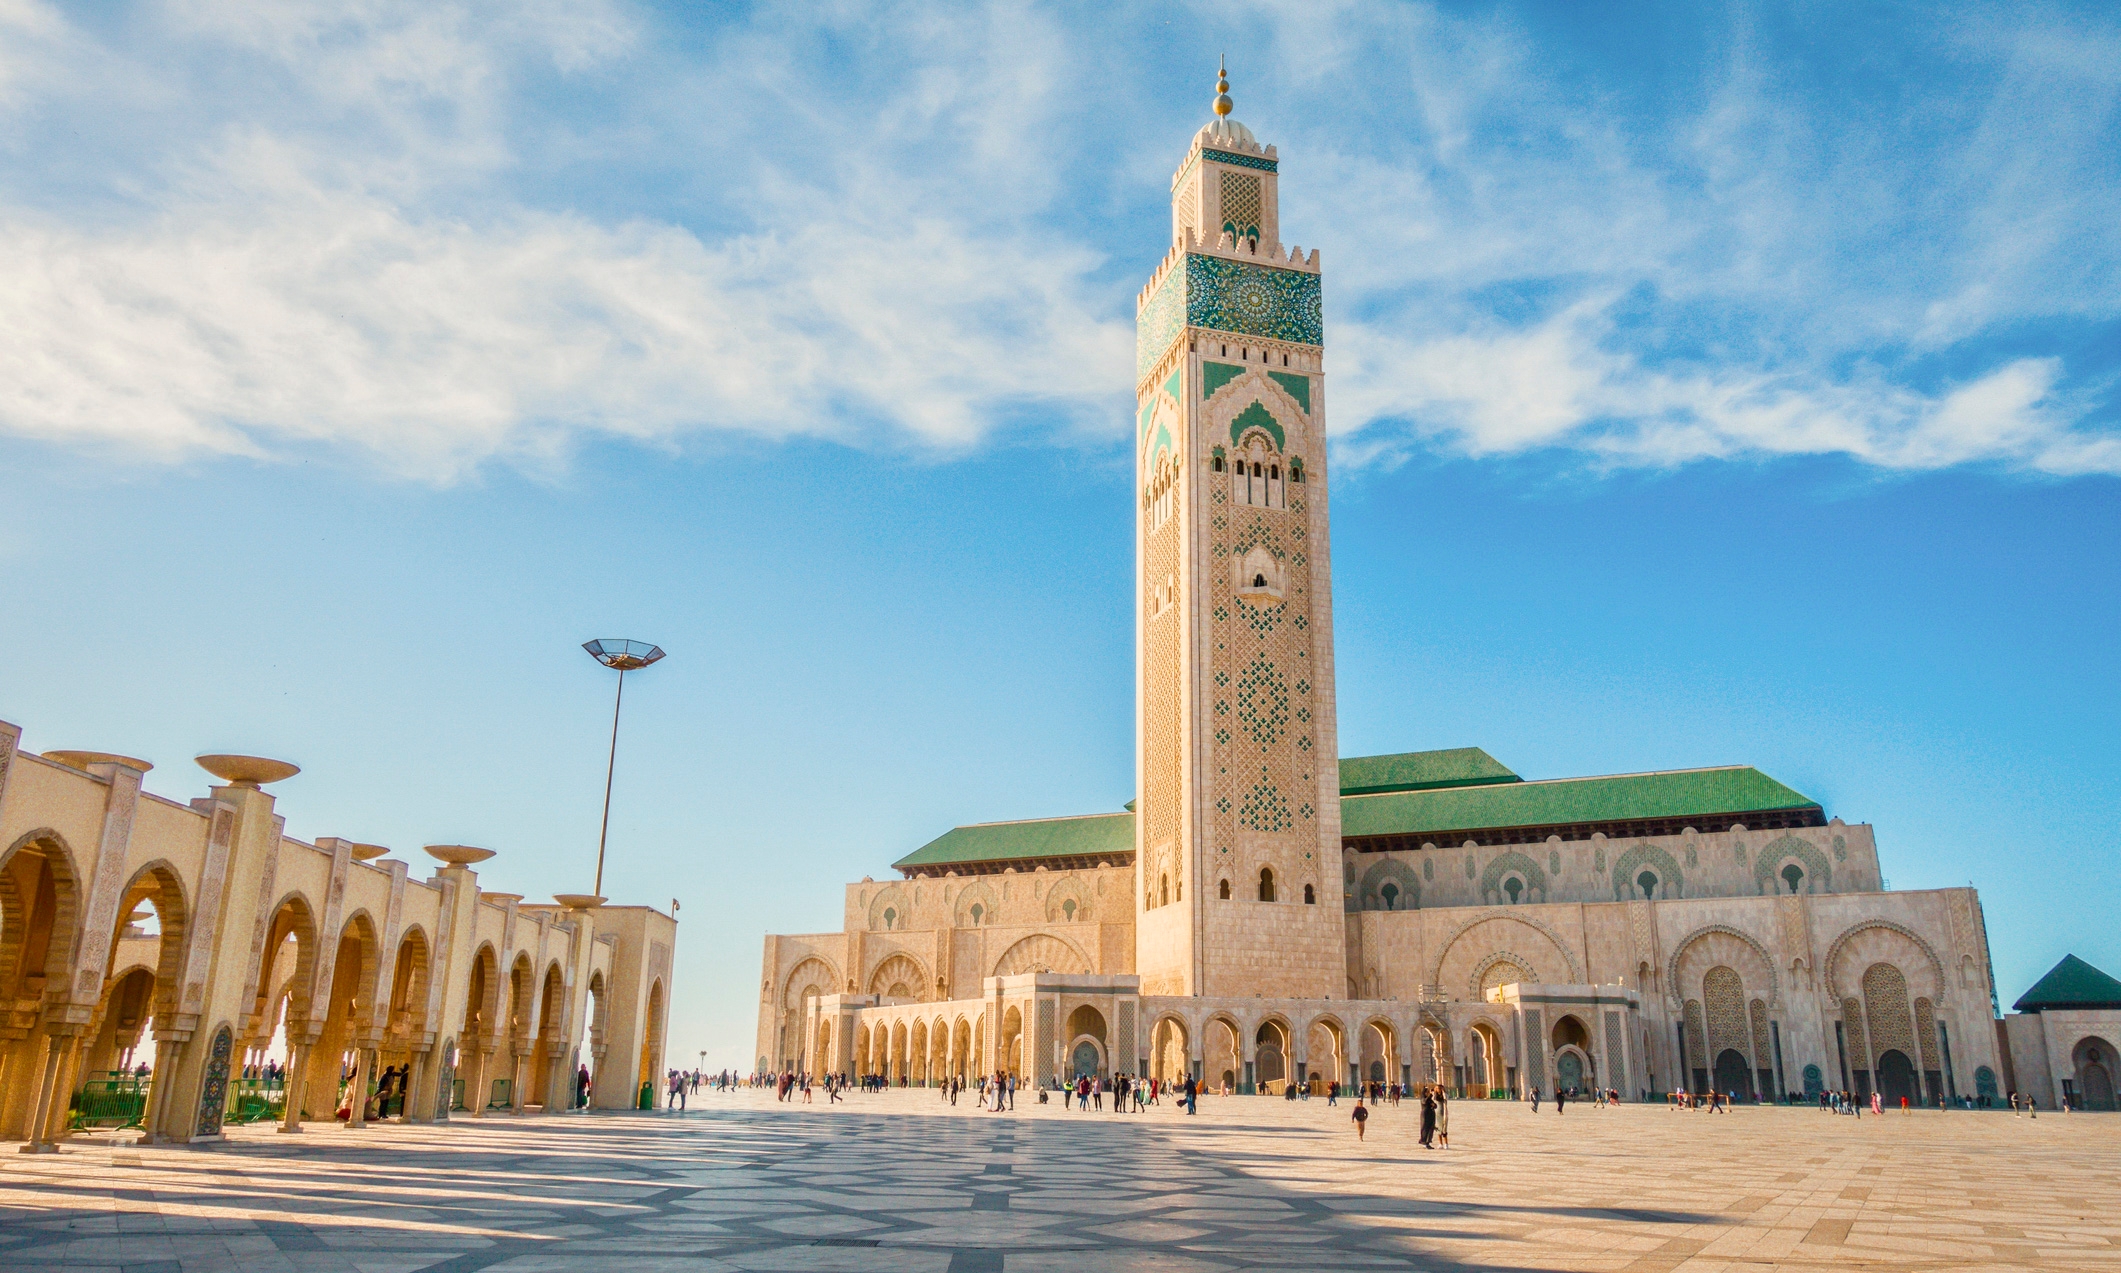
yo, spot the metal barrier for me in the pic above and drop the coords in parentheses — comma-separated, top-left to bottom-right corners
(227, 1077, 286, 1124)
(70, 1073, 149, 1130)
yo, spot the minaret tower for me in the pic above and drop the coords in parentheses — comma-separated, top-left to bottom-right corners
(1134, 65, 1341, 999)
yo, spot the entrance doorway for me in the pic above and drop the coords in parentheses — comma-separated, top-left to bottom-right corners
(1713, 1049, 1753, 1100)
(1874, 1049, 1917, 1105)
(1071, 1041, 1099, 1078)
(1556, 1051, 1583, 1093)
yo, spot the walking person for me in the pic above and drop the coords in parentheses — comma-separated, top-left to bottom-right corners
(1531, 1086, 1541, 1113)
(1435, 1088, 1450, 1147)
(1556, 1087, 1566, 1115)
(1351, 1096, 1369, 1142)
(1419, 1087, 1436, 1148)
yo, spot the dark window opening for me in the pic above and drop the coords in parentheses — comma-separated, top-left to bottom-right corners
(1637, 870, 1658, 900)
(1380, 882, 1399, 911)
(1781, 863, 1804, 894)
(1258, 869, 1276, 902)
(1218, 878, 1231, 900)
(1303, 883, 1315, 905)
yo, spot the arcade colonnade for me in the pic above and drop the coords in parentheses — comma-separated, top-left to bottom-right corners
(0, 720, 676, 1147)
(802, 972, 1649, 1098)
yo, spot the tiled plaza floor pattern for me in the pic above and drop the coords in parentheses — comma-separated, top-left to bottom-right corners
(1, 1090, 2114, 1271)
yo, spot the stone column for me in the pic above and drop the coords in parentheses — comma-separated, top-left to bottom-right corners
(46, 1036, 88, 1144)
(346, 1047, 372, 1129)
(511, 1051, 528, 1112)
(279, 1043, 310, 1133)
(18, 1035, 72, 1153)
(471, 1048, 497, 1115)
(136, 1036, 183, 1144)
(404, 1048, 431, 1122)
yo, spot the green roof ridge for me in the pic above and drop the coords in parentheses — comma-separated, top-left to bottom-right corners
(1338, 747, 1520, 796)
(2013, 954, 2121, 1012)
(1340, 765, 1820, 840)
(892, 810, 1135, 871)
(890, 755, 1825, 872)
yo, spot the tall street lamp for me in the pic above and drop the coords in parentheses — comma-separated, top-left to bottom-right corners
(583, 639, 666, 897)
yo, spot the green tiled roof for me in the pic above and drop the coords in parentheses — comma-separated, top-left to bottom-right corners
(893, 812, 1136, 872)
(2013, 954, 2121, 1012)
(1338, 748, 1521, 796)
(1341, 766, 1820, 841)
(892, 753, 1821, 872)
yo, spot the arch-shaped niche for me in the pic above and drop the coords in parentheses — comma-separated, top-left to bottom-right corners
(992, 933, 1090, 977)
(1041, 878, 1091, 924)
(1355, 857, 1419, 912)
(868, 953, 929, 1001)
(867, 884, 911, 933)
(1668, 925, 1780, 1010)
(1610, 843, 1684, 901)
(952, 882, 999, 928)
(1478, 851, 1547, 905)
(1432, 911, 1581, 995)
(1753, 834, 1833, 895)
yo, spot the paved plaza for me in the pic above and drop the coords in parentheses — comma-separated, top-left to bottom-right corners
(1, 1091, 2114, 1272)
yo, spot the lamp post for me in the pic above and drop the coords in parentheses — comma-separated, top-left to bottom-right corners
(582, 639, 666, 897)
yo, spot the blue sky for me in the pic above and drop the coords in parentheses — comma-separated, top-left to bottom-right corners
(1, 1, 2116, 1067)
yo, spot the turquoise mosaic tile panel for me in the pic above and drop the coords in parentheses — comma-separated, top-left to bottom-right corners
(1136, 262, 1187, 378)
(1187, 255, 1322, 347)
(1172, 147, 1278, 196)
(1268, 370, 1310, 414)
(1205, 148, 1278, 173)
(1203, 361, 1245, 400)
(1230, 400, 1285, 450)
(1139, 253, 1322, 379)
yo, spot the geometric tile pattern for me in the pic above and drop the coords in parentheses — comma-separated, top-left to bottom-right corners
(10, 1095, 2115, 1272)
(1138, 256, 1324, 378)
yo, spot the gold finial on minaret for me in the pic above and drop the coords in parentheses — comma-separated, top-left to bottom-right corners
(1213, 58, 1233, 117)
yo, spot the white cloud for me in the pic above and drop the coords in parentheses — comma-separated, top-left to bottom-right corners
(0, 1, 1132, 481)
(1336, 302, 2106, 475)
(0, 152, 1128, 481)
(0, 0, 2113, 481)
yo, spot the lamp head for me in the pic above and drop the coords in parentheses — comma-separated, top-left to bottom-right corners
(583, 639, 666, 671)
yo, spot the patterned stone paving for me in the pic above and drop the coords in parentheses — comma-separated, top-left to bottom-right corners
(1, 1090, 2114, 1271)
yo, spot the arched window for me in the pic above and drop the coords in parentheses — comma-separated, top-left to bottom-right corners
(968, 903, 982, 925)
(1219, 878, 1231, 900)
(1781, 863, 1804, 894)
(1269, 464, 1279, 481)
(1503, 877, 1523, 904)
(883, 907, 896, 930)
(1258, 868, 1276, 902)
(1159, 874, 1169, 907)
(1303, 883, 1315, 905)
(1062, 899, 1077, 921)
(1211, 455, 1225, 472)
(1252, 573, 1267, 588)
(1636, 870, 1658, 900)
(1380, 882, 1399, 911)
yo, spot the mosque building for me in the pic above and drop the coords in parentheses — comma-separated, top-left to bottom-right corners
(759, 69, 2115, 1109)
